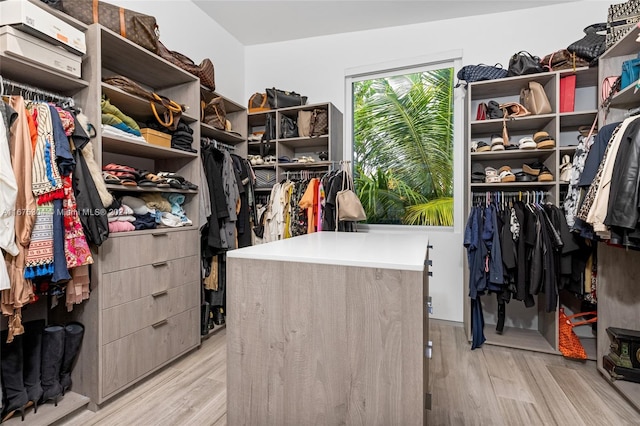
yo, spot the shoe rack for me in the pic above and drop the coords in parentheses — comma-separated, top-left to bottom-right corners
(464, 65, 599, 356)
(247, 102, 343, 194)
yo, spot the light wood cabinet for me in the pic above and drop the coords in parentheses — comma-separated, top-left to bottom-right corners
(463, 66, 599, 356)
(57, 23, 208, 408)
(595, 23, 640, 412)
(227, 232, 430, 425)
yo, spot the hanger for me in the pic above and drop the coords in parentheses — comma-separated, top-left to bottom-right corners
(0, 76, 75, 108)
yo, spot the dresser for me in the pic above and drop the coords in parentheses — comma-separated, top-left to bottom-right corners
(226, 231, 431, 425)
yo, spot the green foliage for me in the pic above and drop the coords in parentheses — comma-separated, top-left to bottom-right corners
(353, 68, 454, 226)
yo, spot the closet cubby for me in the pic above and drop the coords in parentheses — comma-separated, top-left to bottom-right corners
(200, 86, 248, 157)
(595, 23, 640, 412)
(464, 66, 599, 356)
(247, 102, 343, 188)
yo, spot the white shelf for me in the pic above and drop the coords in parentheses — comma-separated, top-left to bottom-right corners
(101, 135, 198, 159)
(2, 392, 89, 426)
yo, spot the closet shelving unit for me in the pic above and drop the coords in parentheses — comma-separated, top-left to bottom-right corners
(200, 86, 248, 156)
(595, 23, 640, 412)
(247, 101, 343, 192)
(464, 65, 599, 357)
(56, 23, 205, 410)
(0, 2, 93, 424)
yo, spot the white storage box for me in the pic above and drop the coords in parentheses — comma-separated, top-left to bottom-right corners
(0, 0, 85, 55)
(0, 26, 82, 78)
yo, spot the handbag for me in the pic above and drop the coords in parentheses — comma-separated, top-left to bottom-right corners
(507, 51, 547, 77)
(476, 102, 487, 121)
(558, 308, 597, 360)
(298, 110, 312, 137)
(103, 75, 184, 130)
(541, 50, 590, 71)
(260, 114, 276, 157)
(520, 81, 552, 115)
(156, 41, 215, 91)
(265, 88, 308, 109)
(499, 102, 531, 118)
(280, 115, 298, 139)
(567, 23, 607, 62)
(607, 1, 640, 48)
(455, 64, 508, 88)
(621, 53, 640, 89)
(249, 93, 270, 113)
(486, 100, 503, 119)
(335, 170, 366, 227)
(309, 109, 328, 136)
(58, 0, 159, 53)
(201, 97, 226, 130)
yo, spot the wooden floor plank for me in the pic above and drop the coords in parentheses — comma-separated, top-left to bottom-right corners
(55, 322, 640, 426)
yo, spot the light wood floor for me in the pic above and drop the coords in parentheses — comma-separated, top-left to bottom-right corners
(54, 321, 640, 426)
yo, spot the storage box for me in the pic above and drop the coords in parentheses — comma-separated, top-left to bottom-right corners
(141, 128, 171, 148)
(0, 0, 86, 55)
(0, 26, 81, 78)
(560, 75, 576, 113)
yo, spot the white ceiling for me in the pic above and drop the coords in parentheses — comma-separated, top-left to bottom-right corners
(193, 0, 581, 46)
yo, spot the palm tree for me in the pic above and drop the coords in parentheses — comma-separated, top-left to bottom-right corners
(353, 68, 454, 226)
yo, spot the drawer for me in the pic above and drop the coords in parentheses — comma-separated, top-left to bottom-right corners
(100, 229, 199, 273)
(102, 307, 199, 397)
(102, 281, 199, 344)
(102, 255, 199, 309)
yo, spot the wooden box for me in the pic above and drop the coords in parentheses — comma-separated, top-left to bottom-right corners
(141, 128, 171, 148)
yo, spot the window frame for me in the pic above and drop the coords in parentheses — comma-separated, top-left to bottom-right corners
(344, 50, 465, 232)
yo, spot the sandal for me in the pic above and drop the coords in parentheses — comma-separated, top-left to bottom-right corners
(533, 131, 556, 149)
(142, 172, 171, 188)
(102, 171, 122, 185)
(538, 166, 554, 182)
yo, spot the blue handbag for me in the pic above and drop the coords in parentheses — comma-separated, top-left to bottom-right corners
(621, 53, 640, 89)
(455, 64, 508, 88)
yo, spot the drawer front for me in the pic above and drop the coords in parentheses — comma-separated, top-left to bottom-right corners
(102, 307, 199, 397)
(102, 255, 199, 309)
(102, 281, 199, 344)
(100, 229, 199, 273)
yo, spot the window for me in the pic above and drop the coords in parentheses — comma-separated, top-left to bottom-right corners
(350, 65, 455, 226)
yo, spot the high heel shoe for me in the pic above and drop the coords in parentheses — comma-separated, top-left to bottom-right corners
(1, 404, 27, 423)
(39, 325, 65, 407)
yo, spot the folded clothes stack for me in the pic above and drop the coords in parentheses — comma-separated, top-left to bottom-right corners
(101, 98, 141, 136)
(171, 119, 196, 153)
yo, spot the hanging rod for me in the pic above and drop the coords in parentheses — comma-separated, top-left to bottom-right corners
(0, 75, 75, 107)
(201, 137, 235, 151)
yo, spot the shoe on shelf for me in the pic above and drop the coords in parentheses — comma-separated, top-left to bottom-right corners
(523, 161, 544, 176)
(533, 131, 555, 149)
(538, 166, 554, 182)
(476, 141, 491, 152)
(559, 155, 572, 182)
(518, 136, 536, 150)
(471, 162, 485, 183)
(500, 169, 516, 182)
(485, 166, 501, 183)
(490, 134, 504, 150)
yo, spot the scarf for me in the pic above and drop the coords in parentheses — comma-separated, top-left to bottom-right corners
(31, 103, 64, 203)
(63, 176, 93, 269)
(24, 201, 55, 278)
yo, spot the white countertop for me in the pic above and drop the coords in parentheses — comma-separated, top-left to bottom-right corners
(227, 231, 429, 271)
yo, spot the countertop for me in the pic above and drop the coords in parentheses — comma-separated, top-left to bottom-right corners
(227, 231, 429, 271)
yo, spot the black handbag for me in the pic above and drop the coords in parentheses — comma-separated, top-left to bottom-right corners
(280, 115, 298, 138)
(568, 23, 607, 62)
(266, 88, 308, 109)
(507, 51, 547, 77)
(260, 113, 276, 157)
(455, 64, 508, 87)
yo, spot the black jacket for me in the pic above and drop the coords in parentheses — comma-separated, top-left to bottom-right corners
(605, 118, 640, 230)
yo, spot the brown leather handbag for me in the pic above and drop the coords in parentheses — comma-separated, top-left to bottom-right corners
(103, 75, 184, 130)
(59, 0, 159, 53)
(201, 97, 226, 130)
(156, 41, 216, 91)
(309, 109, 328, 136)
(248, 93, 270, 113)
(520, 81, 552, 115)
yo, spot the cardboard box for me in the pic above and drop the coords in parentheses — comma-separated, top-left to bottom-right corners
(141, 128, 172, 148)
(0, 0, 86, 55)
(0, 26, 81, 78)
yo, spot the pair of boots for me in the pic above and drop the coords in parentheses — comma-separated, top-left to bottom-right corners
(1, 321, 84, 422)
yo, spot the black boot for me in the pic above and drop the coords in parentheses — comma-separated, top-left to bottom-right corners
(40, 325, 65, 406)
(1, 331, 29, 422)
(59, 322, 84, 395)
(201, 302, 211, 336)
(22, 320, 45, 413)
(496, 300, 506, 335)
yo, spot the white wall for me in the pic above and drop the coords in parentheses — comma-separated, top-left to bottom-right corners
(108, 0, 245, 102)
(244, 1, 610, 322)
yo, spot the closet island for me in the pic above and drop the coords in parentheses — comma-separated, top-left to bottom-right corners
(226, 230, 431, 425)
